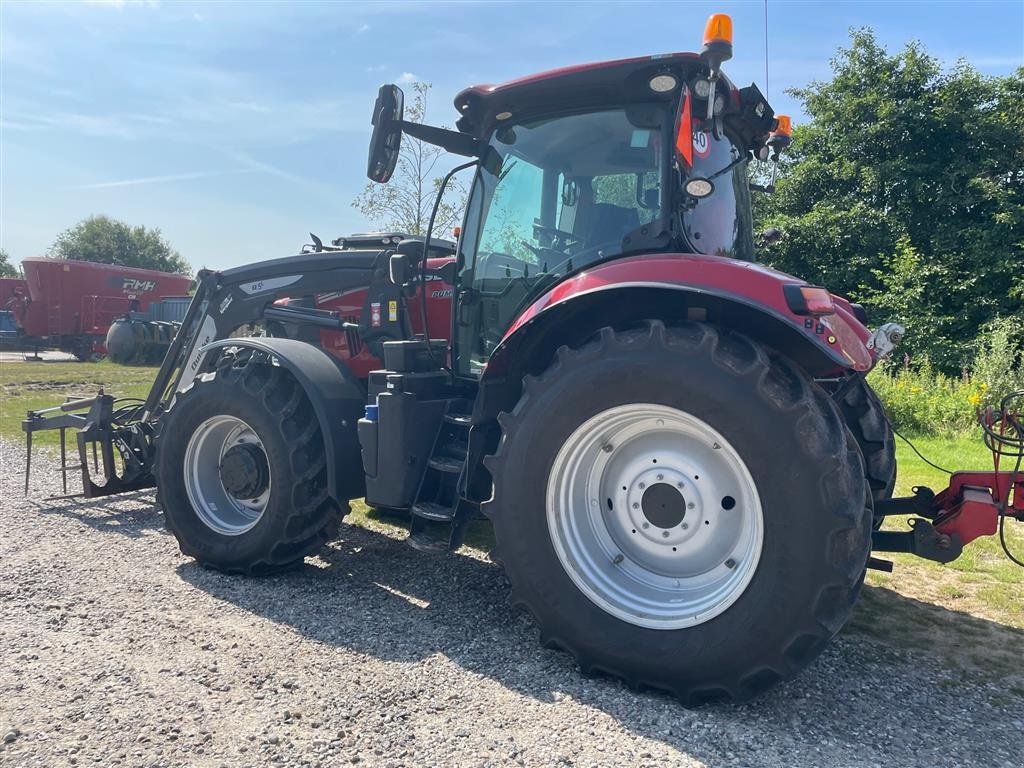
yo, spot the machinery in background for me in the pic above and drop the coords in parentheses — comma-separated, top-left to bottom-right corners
(1, 258, 190, 361)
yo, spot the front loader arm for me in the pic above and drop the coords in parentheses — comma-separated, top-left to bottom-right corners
(22, 248, 395, 498)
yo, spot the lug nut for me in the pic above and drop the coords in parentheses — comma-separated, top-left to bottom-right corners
(681, 523, 689, 530)
(642, 522, 650, 530)
(662, 531, 670, 538)
(657, 474, 663, 481)
(687, 502, 695, 510)
(638, 482, 645, 489)
(725, 558, 736, 569)
(632, 502, 639, 510)
(602, 444, 613, 453)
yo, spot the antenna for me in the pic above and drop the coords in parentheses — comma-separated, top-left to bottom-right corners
(764, 0, 770, 99)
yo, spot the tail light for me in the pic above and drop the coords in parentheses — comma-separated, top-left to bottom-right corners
(784, 284, 835, 316)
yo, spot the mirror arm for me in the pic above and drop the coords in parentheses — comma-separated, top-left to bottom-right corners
(400, 121, 481, 157)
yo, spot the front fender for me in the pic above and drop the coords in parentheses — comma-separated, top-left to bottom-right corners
(486, 253, 873, 381)
(199, 337, 366, 502)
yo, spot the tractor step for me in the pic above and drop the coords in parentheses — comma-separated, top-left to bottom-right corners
(406, 531, 450, 555)
(428, 455, 463, 474)
(411, 501, 456, 523)
(405, 401, 473, 554)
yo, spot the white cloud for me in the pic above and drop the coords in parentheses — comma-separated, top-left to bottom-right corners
(357, 23, 370, 34)
(85, 0, 161, 8)
(398, 72, 418, 84)
(226, 150, 307, 186)
(365, 64, 388, 73)
(74, 170, 256, 190)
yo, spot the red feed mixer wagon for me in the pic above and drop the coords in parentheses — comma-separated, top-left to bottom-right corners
(2, 257, 190, 360)
(22, 13, 1024, 703)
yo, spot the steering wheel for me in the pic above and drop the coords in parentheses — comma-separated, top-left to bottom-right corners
(532, 222, 576, 242)
(519, 240, 570, 264)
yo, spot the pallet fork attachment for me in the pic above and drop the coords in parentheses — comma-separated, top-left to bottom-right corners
(23, 392, 157, 499)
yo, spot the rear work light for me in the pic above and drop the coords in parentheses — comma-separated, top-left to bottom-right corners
(783, 284, 835, 316)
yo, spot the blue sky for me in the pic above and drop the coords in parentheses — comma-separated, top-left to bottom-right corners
(2, 0, 1022, 272)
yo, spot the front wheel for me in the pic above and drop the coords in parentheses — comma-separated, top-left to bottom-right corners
(156, 351, 346, 574)
(485, 322, 871, 703)
(836, 376, 896, 527)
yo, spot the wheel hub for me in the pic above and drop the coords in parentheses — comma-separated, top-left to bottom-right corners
(546, 403, 764, 630)
(219, 443, 269, 500)
(183, 415, 271, 536)
(641, 482, 686, 528)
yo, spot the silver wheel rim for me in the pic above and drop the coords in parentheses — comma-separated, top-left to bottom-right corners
(546, 403, 763, 630)
(184, 415, 271, 536)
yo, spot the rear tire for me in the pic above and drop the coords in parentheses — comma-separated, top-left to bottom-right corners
(485, 321, 872, 703)
(157, 350, 345, 574)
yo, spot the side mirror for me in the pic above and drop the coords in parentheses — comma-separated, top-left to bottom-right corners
(389, 253, 409, 286)
(367, 84, 405, 183)
(390, 239, 426, 285)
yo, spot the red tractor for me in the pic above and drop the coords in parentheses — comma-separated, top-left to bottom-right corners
(25, 15, 1023, 702)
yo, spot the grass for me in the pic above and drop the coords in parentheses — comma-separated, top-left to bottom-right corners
(848, 433, 1024, 678)
(0, 359, 156, 447)
(2, 358, 1022, 677)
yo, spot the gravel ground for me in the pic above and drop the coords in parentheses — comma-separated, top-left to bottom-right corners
(2, 438, 1022, 768)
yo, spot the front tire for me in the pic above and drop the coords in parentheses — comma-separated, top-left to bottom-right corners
(837, 377, 896, 527)
(157, 351, 346, 574)
(485, 322, 871, 703)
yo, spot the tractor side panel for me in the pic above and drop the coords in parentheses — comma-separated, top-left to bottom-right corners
(500, 253, 873, 372)
(314, 256, 455, 378)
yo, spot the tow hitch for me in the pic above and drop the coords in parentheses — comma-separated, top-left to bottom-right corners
(871, 391, 1024, 569)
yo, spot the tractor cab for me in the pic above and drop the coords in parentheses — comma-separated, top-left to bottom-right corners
(367, 36, 784, 379)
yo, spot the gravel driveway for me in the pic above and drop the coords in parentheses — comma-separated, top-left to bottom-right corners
(2, 439, 1022, 768)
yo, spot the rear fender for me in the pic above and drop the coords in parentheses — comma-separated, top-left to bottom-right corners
(198, 337, 366, 502)
(466, 256, 873, 492)
(463, 268, 871, 504)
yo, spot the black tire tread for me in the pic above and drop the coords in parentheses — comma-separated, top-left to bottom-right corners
(484, 320, 871, 704)
(158, 350, 346, 575)
(838, 377, 897, 502)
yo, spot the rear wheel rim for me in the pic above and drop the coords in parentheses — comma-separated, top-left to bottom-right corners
(184, 415, 271, 536)
(546, 403, 763, 630)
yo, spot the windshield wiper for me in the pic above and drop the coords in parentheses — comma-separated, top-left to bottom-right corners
(497, 158, 517, 183)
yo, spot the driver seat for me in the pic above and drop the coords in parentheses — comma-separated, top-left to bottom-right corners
(583, 203, 640, 248)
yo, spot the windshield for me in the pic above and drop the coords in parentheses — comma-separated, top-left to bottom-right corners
(457, 106, 666, 375)
(682, 127, 754, 260)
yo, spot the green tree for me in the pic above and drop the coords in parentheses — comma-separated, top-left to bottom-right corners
(353, 82, 466, 237)
(757, 30, 1024, 372)
(0, 249, 20, 278)
(48, 215, 190, 274)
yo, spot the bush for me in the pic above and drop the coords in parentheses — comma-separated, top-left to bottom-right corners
(868, 364, 982, 435)
(869, 319, 1023, 435)
(971, 317, 1024, 409)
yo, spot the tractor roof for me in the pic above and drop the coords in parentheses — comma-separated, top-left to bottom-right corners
(453, 52, 720, 137)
